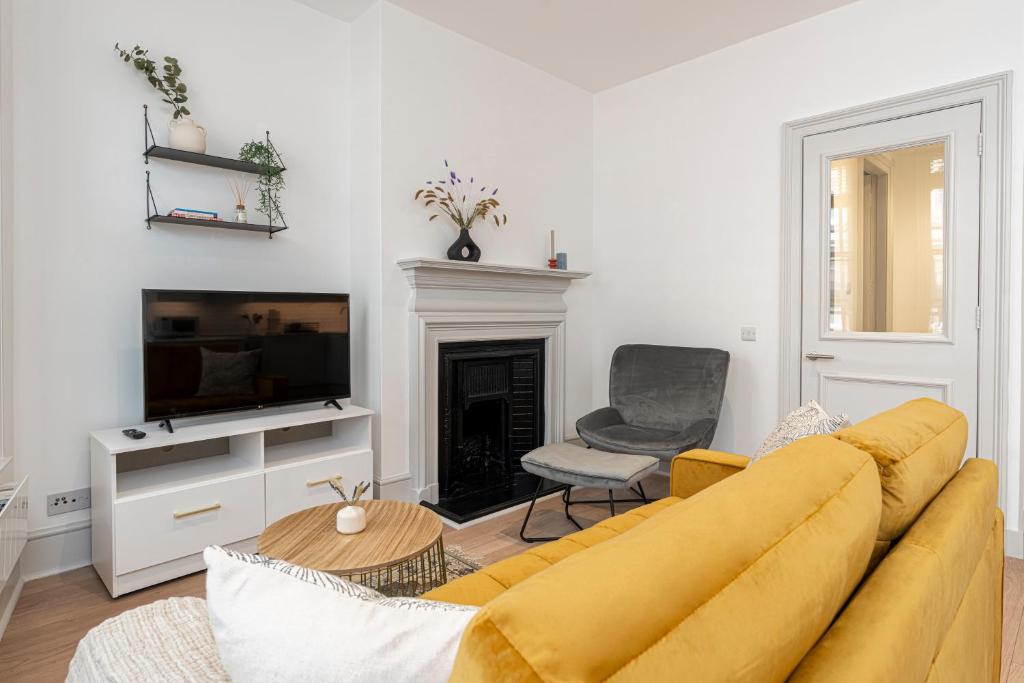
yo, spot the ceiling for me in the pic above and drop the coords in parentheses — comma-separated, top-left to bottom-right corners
(299, 0, 860, 92)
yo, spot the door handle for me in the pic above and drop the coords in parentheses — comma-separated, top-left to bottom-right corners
(804, 352, 836, 360)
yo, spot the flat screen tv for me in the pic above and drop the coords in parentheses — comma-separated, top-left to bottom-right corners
(142, 290, 351, 421)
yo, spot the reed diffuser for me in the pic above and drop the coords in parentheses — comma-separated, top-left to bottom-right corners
(227, 175, 252, 223)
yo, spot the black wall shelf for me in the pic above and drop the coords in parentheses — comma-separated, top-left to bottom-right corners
(147, 214, 288, 236)
(144, 145, 284, 175)
(142, 105, 288, 239)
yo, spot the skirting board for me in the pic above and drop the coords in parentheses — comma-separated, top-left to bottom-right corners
(0, 560, 23, 641)
(21, 520, 92, 581)
(1007, 526, 1023, 560)
(375, 473, 415, 503)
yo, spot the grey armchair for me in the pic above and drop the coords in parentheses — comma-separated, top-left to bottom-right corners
(577, 345, 730, 460)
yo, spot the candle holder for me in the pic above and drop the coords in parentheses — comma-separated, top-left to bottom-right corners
(548, 258, 558, 269)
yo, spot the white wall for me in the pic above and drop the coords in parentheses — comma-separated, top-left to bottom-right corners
(349, 4, 383, 474)
(594, 0, 1024, 531)
(9, 0, 351, 577)
(356, 3, 594, 498)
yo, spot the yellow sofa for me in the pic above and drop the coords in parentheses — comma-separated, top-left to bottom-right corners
(424, 398, 1003, 682)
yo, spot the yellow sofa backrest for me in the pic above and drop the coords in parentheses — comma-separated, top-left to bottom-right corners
(790, 458, 1002, 682)
(449, 436, 882, 682)
(834, 398, 967, 557)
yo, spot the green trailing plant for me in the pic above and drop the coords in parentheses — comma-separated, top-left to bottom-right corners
(239, 140, 286, 224)
(113, 43, 191, 119)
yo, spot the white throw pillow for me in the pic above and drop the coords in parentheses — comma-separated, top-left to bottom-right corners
(750, 400, 849, 465)
(203, 546, 478, 683)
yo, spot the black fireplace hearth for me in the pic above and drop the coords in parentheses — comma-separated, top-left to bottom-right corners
(423, 338, 557, 523)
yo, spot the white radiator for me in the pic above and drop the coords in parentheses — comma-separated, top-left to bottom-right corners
(0, 476, 27, 586)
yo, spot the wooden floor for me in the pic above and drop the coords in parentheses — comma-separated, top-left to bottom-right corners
(0, 474, 1021, 682)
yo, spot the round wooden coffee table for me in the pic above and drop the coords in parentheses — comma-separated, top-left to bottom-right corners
(258, 500, 447, 596)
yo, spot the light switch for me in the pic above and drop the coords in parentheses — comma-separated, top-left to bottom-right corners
(740, 326, 757, 342)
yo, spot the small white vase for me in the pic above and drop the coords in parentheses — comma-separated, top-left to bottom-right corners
(167, 116, 207, 154)
(336, 505, 366, 535)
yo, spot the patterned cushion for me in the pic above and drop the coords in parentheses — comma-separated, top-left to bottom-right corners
(215, 545, 382, 600)
(750, 401, 849, 465)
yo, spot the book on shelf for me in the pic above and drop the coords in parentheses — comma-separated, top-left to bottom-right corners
(169, 208, 221, 221)
(171, 207, 217, 217)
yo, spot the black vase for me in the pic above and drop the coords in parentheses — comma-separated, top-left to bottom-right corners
(446, 228, 481, 262)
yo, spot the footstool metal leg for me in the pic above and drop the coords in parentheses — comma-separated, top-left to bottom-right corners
(608, 490, 616, 516)
(563, 486, 583, 531)
(519, 479, 563, 543)
(637, 481, 649, 504)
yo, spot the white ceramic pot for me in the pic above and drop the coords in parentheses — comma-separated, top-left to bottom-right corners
(167, 116, 208, 154)
(336, 505, 366, 535)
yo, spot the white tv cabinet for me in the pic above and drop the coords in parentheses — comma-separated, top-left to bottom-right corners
(90, 403, 374, 597)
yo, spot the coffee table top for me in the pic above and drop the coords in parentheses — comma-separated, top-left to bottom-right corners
(257, 500, 443, 575)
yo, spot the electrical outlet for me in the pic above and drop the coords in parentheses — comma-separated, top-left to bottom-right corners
(46, 488, 91, 516)
(740, 326, 757, 342)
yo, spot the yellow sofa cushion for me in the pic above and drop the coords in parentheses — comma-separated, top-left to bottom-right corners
(423, 497, 680, 606)
(449, 436, 881, 682)
(834, 397, 966, 543)
(789, 458, 1000, 682)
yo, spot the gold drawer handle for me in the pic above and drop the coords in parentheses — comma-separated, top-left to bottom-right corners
(173, 503, 221, 519)
(307, 475, 343, 488)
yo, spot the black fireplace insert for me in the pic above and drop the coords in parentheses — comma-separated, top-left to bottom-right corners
(423, 338, 558, 523)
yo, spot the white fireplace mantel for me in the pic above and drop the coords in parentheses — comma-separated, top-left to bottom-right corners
(398, 257, 590, 505)
(397, 257, 590, 295)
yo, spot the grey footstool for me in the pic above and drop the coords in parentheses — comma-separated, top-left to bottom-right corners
(518, 441, 660, 543)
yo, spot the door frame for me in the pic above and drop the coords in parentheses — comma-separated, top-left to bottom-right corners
(780, 72, 1013, 513)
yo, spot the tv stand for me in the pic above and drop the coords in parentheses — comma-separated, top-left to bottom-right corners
(323, 399, 343, 411)
(158, 419, 175, 434)
(90, 403, 374, 597)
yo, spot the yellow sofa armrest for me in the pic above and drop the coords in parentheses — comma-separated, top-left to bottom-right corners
(670, 449, 751, 498)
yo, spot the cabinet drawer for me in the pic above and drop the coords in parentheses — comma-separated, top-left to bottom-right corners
(115, 474, 264, 575)
(265, 449, 373, 525)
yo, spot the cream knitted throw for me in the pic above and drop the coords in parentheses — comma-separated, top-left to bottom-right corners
(66, 597, 228, 682)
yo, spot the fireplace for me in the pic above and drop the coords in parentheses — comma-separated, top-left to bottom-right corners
(397, 257, 589, 509)
(425, 338, 558, 522)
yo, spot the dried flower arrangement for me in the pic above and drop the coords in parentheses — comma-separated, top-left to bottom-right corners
(328, 477, 370, 506)
(414, 160, 507, 230)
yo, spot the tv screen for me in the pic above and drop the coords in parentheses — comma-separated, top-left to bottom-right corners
(142, 290, 351, 421)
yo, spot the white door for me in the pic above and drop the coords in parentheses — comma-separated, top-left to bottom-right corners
(801, 103, 981, 452)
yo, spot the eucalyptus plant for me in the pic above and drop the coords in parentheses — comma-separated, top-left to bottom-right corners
(239, 140, 286, 224)
(114, 43, 191, 119)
